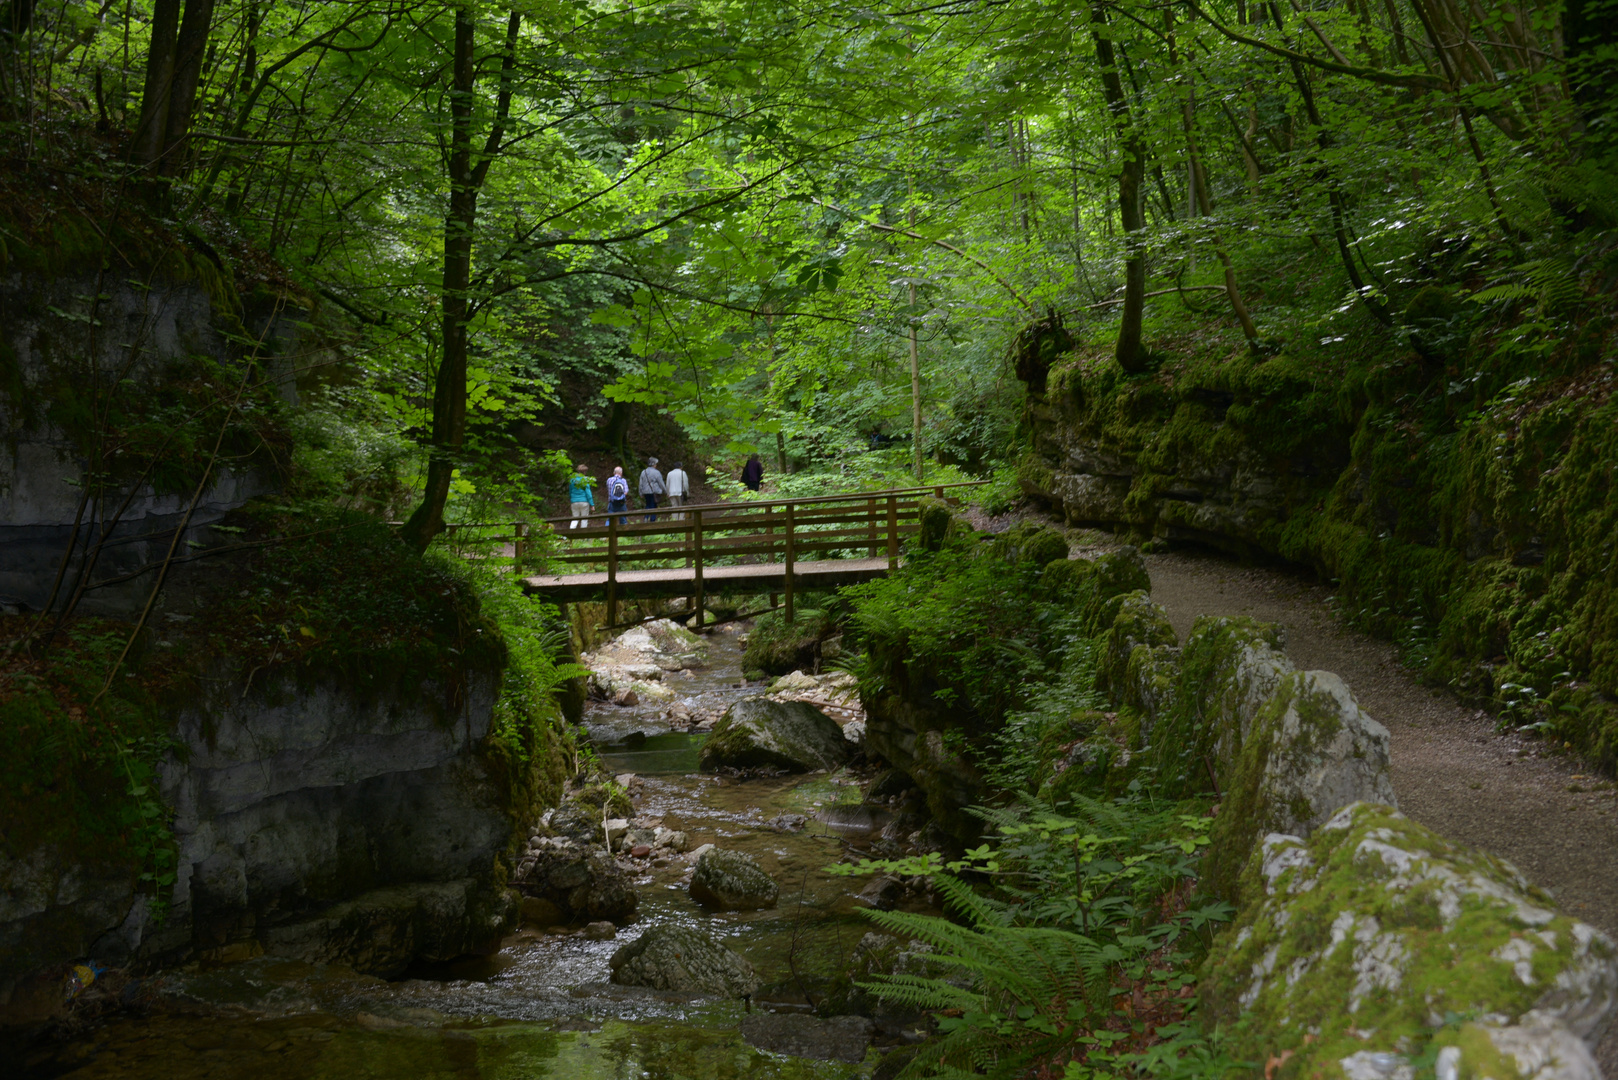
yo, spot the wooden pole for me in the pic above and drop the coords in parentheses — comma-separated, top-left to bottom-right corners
(693, 508, 705, 629)
(513, 520, 525, 574)
(607, 516, 619, 629)
(783, 502, 796, 623)
(887, 495, 899, 568)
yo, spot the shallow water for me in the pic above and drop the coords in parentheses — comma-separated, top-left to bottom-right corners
(20, 627, 899, 1079)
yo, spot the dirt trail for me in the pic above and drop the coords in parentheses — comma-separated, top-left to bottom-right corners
(1118, 547, 1618, 1070)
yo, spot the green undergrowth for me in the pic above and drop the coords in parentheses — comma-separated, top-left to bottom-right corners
(0, 619, 178, 907)
(1029, 261, 1618, 772)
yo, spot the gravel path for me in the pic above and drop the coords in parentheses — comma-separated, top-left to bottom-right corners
(1128, 546, 1618, 1071)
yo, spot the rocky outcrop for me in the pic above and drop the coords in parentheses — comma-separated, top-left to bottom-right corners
(698, 698, 848, 773)
(608, 925, 761, 997)
(0, 271, 299, 615)
(584, 619, 708, 702)
(688, 848, 779, 911)
(1, 662, 518, 1009)
(1203, 803, 1618, 1080)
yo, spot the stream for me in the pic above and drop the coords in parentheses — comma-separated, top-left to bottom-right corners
(20, 628, 902, 1079)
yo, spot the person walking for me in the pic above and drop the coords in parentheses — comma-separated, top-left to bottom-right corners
(566, 464, 595, 528)
(665, 461, 691, 518)
(605, 466, 630, 526)
(638, 457, 665, 522)
(740, 453, 763, 492)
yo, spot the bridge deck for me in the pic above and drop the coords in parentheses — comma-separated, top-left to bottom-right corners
(522, 557, 892, 603)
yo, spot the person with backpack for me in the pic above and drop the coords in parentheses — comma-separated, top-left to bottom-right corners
(566, 464, 595, 528)
(605, 467, 630, 526)
(638, 457, 665, 522)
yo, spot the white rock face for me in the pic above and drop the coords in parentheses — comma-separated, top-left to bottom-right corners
(585, 619, 708, 702)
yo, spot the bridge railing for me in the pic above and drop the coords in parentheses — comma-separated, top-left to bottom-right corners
(531, 481, 985, 626)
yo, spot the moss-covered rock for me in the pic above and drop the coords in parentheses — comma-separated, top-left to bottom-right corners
(1202, 803, 1618, 1080)
(742, 608, 838, 675)
(1099, 591, 1178, 695)
(1145, 616, 1295, 799)
(698, 697, 848, 773)
(1205, 670, 1397, 901)
(988, 520, 1069, 567)
(689, 848, 780, 910)
(609, 924, 761, 997)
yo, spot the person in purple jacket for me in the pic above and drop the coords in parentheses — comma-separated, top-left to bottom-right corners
(740, 453, 763, 492)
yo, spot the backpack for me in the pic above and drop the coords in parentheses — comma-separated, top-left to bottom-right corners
(608, 476, 628, 501)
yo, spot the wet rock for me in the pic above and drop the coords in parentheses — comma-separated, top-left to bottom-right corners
(765, 813, 808, 832)
(608, 925, 760, 997)
(843, 719, 866, 745)
(582, 921, 617, 941)
(614, 688, 640, 707)
(856, 875, 903, 910)
(653, 827, 689, 852)
(620, 827, 658, 851)
(698, 698, 848, 773)
(1203, 803, 1618, 1080)
(769, 669, 820, 694)
(514, 844, 638, 923)
(518, 896, 563, 926)
(740, 1013, 874, 1062)
(689, 848, 780, 911)
(258, 879, 509, 979)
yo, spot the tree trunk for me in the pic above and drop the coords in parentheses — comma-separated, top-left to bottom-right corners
(132, 0, 181, 168)
(401, 7, 479, 555)
(401, 7, 522, 554)
(160, 0, 215, 176)
(1091, 4, 1148, 373)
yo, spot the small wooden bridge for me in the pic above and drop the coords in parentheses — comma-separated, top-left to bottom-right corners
(515, 482, 983, 627)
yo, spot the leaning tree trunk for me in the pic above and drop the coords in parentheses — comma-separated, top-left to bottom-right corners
(1091, 4, 1148, 374)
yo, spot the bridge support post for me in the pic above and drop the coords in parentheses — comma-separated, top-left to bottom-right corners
(693, 509, 704, 629)
(866, 497, 876, 558)
(783, 502, 795, 622)
(887, 495, 898, 568)
(607, 517, 618, 629)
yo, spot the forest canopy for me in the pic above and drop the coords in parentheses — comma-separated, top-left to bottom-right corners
(2, 0, 1614, 539)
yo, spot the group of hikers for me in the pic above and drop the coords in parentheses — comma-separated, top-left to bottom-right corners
(564, 453, 766, 528)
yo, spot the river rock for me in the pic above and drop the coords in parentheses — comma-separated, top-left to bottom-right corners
(698, 698, 848, 773)
(1202, 803, 1618, 1080)
(1205, 669, 1398, 900)
(514, 844, 638, 922)
(608, 925, 760, 997)
(740, 1013, 875, 1062)
(689, 848, 779, 910)
(653, 827, 690, 852)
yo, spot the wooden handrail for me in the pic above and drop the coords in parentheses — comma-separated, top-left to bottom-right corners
(529, 479, 987, 528)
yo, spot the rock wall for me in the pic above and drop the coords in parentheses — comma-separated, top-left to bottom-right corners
(0, 270, 300, 614)
(0, 663, 516, 1017)
(1015, 349, 1618, 773)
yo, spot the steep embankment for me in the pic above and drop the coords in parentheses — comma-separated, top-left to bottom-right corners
(1016, 308, 1618, 774)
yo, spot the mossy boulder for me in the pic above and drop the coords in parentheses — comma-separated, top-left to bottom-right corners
(609, 924, 761, 997)
(1083, 547, 1151, 631)
(1041, 556, 1096, 603)
(688, 848, 779, 910)
(742, 609, 837, 675)
(698, 697, 848, 773)
(1202, 803, 1618, 1080)
(988, 520, 1069, 567)
(1099, 591, 1178, 696)
(1205, 670, 1397, 901)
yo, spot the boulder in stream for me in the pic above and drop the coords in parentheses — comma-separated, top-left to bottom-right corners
(689, 848, 779, 910)
(698, 698, 848, 773)
(513, 842, 638, 923)
(608, 924, 761, 997)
